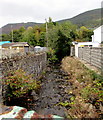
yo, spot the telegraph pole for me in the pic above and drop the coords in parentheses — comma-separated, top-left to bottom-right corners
(11, 25, 13, 42)
(45, 19, 48, 47)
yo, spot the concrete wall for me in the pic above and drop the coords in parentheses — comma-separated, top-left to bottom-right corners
(70, 46, 75, 56)
(78, 47, 103, 71)
(0, 52, 47, 104)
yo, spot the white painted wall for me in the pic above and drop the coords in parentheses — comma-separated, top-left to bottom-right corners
(73, 42, 100, 57)
(92, 25, 103, 43)
(0, 45, 2, 49)
(75, 45, 79, 57)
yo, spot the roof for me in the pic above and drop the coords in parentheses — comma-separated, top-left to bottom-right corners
(94, 25, 103, 32)
(2, 42, 29, 48)
(35, 46, 41, 48)
(0, 41, 11, 45)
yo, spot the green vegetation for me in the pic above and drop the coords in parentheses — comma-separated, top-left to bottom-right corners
(57, 101, 75, 107)
(4, 69, 40, 99)
(47, 20, 77, 62)
(76, 26, 93, 42)
(0, 17, 94, 62)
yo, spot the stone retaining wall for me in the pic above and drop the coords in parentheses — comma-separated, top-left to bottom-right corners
(0, 52, 47, 104)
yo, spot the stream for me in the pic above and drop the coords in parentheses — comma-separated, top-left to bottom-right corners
(6, 65, 73, 118)
(30, 65, 73, 117)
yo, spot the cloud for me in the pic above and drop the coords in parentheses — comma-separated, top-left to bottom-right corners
(0, 0, 102, 27)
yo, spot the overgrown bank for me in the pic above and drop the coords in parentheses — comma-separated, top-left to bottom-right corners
(2, 56, 103, 118)
(62, 57, 103, 118)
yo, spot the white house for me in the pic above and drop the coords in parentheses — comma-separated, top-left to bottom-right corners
(72, 25, 103, 57)
(92, 25, 103, 43)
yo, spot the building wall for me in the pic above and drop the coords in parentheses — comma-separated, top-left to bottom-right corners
(75, 45, 79, 57)
(92, 26, 103, 43)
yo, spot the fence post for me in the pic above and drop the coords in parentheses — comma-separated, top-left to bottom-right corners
(90, 47, 91, 65)
(101, 48, 103, 76)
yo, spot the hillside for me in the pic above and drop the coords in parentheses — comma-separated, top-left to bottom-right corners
(1, 22, 41, 34)
(58, 8, 102, 28)
(1, 8, 102, 34)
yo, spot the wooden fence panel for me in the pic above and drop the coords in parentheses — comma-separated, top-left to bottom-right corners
(78, 47, 103, 70)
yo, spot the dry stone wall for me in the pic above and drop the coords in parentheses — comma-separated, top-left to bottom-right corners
(0, 52, 47, 104)
(1, 52, 47, 76)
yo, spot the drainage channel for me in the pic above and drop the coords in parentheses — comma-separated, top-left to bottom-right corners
(31, 65, 73, 118)
(4, 65, 73, 118)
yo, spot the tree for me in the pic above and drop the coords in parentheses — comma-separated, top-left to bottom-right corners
(21, 27, 36, 45)
(47, 21, 77, 61)
(0, 34, 11, 41)
(77, 26, 93, 42)
(33, 25, 46, 46)
(37, 32, 46, 46)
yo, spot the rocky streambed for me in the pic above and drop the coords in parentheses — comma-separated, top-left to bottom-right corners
(30, 65, 73, 117)
(5, 65, 73, 118)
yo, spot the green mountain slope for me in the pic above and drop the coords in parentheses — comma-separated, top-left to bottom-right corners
(58, 8, 102, 28)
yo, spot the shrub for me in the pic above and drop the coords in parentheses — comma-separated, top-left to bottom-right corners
(47, 48, 58, 64)
(4, 69, 41, 98)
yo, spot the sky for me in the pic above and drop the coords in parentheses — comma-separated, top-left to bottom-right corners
(0, 0, 102, 28)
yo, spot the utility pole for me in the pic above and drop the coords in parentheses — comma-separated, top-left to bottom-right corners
(45, 19, 48, 47)
(11, 25, 13, 42)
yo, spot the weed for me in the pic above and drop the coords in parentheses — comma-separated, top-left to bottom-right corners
(62, 57, 103, 118)
(4, 69, 41, 98)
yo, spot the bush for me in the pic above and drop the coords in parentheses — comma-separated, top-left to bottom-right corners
(4, 69, 41, 98)
(47, 48, 58, 64)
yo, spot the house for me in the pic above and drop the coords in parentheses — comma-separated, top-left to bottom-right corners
(72, 25, 103, 57)
(92, 25, 103, 44)
(2, 42, 30, 52)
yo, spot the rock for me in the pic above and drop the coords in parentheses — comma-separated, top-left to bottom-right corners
(88, 104, 95, 113)
(100, 103, 103, 112)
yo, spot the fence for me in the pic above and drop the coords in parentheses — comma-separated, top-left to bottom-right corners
(78, 47, 103, 71)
